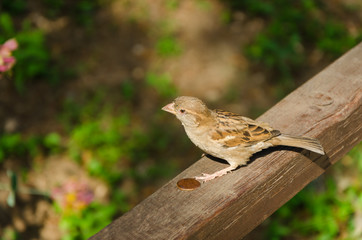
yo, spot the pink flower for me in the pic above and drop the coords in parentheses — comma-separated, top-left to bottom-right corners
(0, 56, 16, 72)
(3, 38, 18, 51)
(51, 179, 94, 212)
(0, 38, 18, 73)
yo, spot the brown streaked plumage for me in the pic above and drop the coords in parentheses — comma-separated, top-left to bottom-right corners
(162, 96, 325, 182)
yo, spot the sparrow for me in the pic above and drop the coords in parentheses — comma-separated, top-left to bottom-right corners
(162, 96, 325, 182)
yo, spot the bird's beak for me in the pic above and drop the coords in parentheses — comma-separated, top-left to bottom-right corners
(162, 102, 176, 115)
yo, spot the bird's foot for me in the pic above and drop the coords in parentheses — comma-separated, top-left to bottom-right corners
(194, 166, 236, 183)
(195, 173, 218, 182)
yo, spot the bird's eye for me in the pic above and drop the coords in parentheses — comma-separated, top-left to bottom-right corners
(180, 109, 185, 113)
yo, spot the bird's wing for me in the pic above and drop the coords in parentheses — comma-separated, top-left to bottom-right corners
(210, 109, 281, 147)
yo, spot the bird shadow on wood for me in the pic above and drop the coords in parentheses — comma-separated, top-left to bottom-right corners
(204, 154, 229, 165)
(205, 146, 331, 171)
(301, 149, 331, 170)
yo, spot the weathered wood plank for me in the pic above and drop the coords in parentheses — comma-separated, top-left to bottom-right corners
(90, 43, 362, 240)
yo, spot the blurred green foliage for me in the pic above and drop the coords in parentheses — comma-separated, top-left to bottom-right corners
(0, 91, 179, 239)
(267, 142, 362, 240)
(146, 72, 177, 97)
(62, 91, 178, 182)
(1, 0, 27, 14)
(0, 0, 100, 92)
(166, 0, 180, 10)
(0, 134, 40, 163)
(0, 132, 63, 165)
(0, 133, 61, 210)
(1, 226, 18, 240)
(54, 89, 179, 239)
(0, 0, 361, 239)
(43, 0, 99, 27)
(55, 202, 117, 240)
(69, 111, 132, 183)
(224, 0, 362, 94)
(1, 0, 99, 27)
(156, 36, 182, 57)
(0, 13, 54, 91)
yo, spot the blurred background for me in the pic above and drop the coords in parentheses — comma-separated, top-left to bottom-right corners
(0, 0, 361, 239)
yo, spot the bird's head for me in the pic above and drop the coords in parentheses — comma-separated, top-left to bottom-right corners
(162, 96, 212, 128)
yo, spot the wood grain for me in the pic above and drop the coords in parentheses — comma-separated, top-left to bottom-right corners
(90, 43, 362, 240)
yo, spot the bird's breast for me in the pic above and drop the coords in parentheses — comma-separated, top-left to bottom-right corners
(183, 126, 212, 152)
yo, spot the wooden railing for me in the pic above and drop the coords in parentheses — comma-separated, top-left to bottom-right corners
(90, 42, 362, 240)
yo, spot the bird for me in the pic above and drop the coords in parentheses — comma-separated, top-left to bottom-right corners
(162, 96, 325, 182)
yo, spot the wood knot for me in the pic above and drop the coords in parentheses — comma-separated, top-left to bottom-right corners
(311, 92, 334, 106)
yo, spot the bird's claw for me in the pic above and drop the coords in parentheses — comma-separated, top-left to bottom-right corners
(195, 173, 217, 182)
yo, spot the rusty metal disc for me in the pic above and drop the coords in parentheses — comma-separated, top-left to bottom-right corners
(176, 178, 201, 191)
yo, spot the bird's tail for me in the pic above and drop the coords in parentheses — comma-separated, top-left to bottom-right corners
(269, 134, 325, 155)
